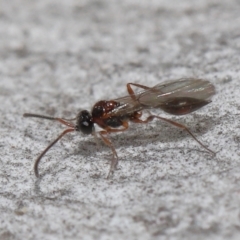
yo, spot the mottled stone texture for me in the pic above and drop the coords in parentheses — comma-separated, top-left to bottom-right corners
(0, 0, 240, 239)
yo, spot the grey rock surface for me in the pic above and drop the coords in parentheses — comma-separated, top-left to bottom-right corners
(0, 0, 240, 239)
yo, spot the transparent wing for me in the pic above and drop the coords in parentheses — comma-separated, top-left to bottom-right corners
(110, 78, 215, 116)
(138, 78, 215, 107)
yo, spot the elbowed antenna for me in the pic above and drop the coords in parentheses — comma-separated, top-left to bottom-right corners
(23, 113, 76, 177)
(33, 128, 75, 177)
(23, 113, 76, 128)
(23, 113, 57, 120)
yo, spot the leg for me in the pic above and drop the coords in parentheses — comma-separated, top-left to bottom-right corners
(131, 115, 215, 155)
(99, 131, 118, 178)
(126, 83, 151, 101)
(98, 122, 129, 178)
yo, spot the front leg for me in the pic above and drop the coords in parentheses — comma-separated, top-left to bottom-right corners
(98, 122, 129, 178)
(98, 130, 118, 178)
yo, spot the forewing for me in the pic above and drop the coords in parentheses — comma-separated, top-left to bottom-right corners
(108, 78, 215, 117)
(138, 78, 215, 108)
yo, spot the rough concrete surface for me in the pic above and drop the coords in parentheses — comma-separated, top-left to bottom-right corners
(0, 0, 240, 239)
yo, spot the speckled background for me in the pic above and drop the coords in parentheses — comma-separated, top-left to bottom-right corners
(1, 0, 240, 239)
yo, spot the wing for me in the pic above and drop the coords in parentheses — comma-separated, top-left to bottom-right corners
(137, 78, 216, 115)
(139, 78, 215, 104)
(110, 78, 216, 116)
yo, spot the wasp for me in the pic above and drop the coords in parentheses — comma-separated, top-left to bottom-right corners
(23, 78, 215, 178)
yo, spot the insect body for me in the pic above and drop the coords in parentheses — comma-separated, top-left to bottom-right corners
(23, 78, 215, 178)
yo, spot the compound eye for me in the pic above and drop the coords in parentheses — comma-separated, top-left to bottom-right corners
(77, 110, 93, 134)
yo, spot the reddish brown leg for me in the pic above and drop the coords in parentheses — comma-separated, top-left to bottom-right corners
(127, 83, 151, 101)
(131, 115, 215, 155)
(98, 122, 129, 178)
(99, 131, 118, 178)
(34, 128, 75, 177)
